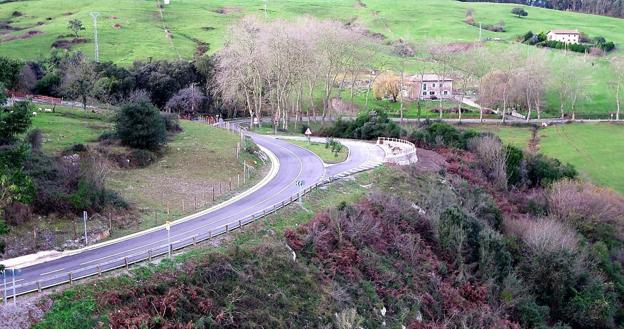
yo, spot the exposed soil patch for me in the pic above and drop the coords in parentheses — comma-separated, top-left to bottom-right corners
(11, 11, 24, 17)
(51, 37, 87, 49)
(112, 23, 122, 29)
(214, 6, 242, 14)
(3, 29, 43, 42)
(345, 18, 386, 41)
(0, 21, 21, 33)
(111, 16, 119, 19)
(528, 126, 540, 153)
(412, 148, 448, 173)
(62, 12, 73, 16)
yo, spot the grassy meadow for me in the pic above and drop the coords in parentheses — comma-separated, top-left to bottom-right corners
(283, 139, 348, 164)
(1, 0, 624, 116)
(478, 122, 624, 194)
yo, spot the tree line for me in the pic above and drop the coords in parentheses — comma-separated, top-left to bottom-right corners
(458, 0, 624, 18)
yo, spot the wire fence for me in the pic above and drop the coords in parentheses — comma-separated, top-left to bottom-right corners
(0, 165, 382, 303)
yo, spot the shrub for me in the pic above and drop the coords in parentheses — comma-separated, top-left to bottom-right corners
(505, 145, 524, 187)
(512, 7, 528, 17)
(469, 135, 507, 190)
(563, 277, 620, 329)
(116, 100, 166, 151)
(410, 122, 480, 149)
(438, 207, 483, 264)
(0, 101, 32, 145)
(525, 153, 576, 187)
(478, 228, 512, 282)
(3, 202, 32, 225)
(518, 218, 579, 255)
(128, 149, 157, 168)
(319, 110, 403, 140)
(548, 179, 624, 243)
(160, 112, 182, 133)
(26, 129, 43, 153)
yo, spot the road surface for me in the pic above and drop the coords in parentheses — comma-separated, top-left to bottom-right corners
(0, 132, 385, 300)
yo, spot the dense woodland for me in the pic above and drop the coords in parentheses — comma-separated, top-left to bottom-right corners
(459, 0, 624, 18)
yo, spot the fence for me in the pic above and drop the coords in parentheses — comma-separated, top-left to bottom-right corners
(0, 121, 383, 302)
(376, 137, 418, 165)
(0, 169, 376, 302)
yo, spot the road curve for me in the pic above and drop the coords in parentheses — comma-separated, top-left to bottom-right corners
(0, 132, 383, 299)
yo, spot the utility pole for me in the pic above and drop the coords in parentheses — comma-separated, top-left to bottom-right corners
(90, 12, 101, 62)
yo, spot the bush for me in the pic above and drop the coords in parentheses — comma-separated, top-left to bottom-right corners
(469, 135, 508, 190)
(116, 100, 166, 151)
(548, 179, 624, 243)
(438, 207, 483, 264)
(478, 228, 512, 282)
(319, 110, 403, 140)
(160, 112, 182, 133)
(128, 149, 157, 168)
(0, 101, 32, 145)
(505, 145, 524, 187)
(410, 122, 480, 149)
(26, 129, 43, 153)
(525, 154, 577, 187)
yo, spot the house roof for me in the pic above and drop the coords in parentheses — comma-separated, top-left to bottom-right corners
(548, 29, 580, 35)
(406, 74, 453, 82)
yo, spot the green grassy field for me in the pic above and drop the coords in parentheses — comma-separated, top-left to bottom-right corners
(1, 0, 623, 116)
(30, 107, 114, 153)
(11, 107, 266, 250)
(477, 122, 624, 194)
(283, 139, 348, 164)
(538, 123, 624, 194)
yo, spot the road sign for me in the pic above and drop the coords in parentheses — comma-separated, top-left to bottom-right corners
(165, 221, 171, 231)
(296, 180, 305, 187)
(304, 128, 312, 136)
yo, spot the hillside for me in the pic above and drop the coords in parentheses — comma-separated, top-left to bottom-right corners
(2, 0, 624, 64)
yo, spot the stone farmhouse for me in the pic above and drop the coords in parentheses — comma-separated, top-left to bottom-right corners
(404, 74, 454, 100)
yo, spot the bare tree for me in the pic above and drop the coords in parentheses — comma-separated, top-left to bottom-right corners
(60, 53, 96, 109)
(461, 46, 493, 122)
(549, 55, 591, 119)
(514, 53, 548, 121)
(609, 56, 624, 120)
(165, 84, 207, 115)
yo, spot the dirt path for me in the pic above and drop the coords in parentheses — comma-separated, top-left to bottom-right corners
(155, 0, 181, 60)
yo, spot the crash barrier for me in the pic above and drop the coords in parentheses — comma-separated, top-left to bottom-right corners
(1, 134, 382, 302)
(376, 137, 418, 165)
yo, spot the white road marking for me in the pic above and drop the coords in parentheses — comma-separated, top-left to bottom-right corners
(40, 268, 65, 276)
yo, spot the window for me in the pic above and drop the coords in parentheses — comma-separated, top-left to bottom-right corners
(430, 91, 435, 95)
(423, 83, 427, 91)
(443, 90, 448, 95)
(422, 91, 427, 96)
(432, 83, 436, 88)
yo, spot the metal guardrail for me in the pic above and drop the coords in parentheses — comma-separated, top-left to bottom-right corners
(1, 162, 382, 302)
(376, 137, 418, 165)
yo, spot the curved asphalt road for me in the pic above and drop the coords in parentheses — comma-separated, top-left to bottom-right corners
(1, 132, 383, 299)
